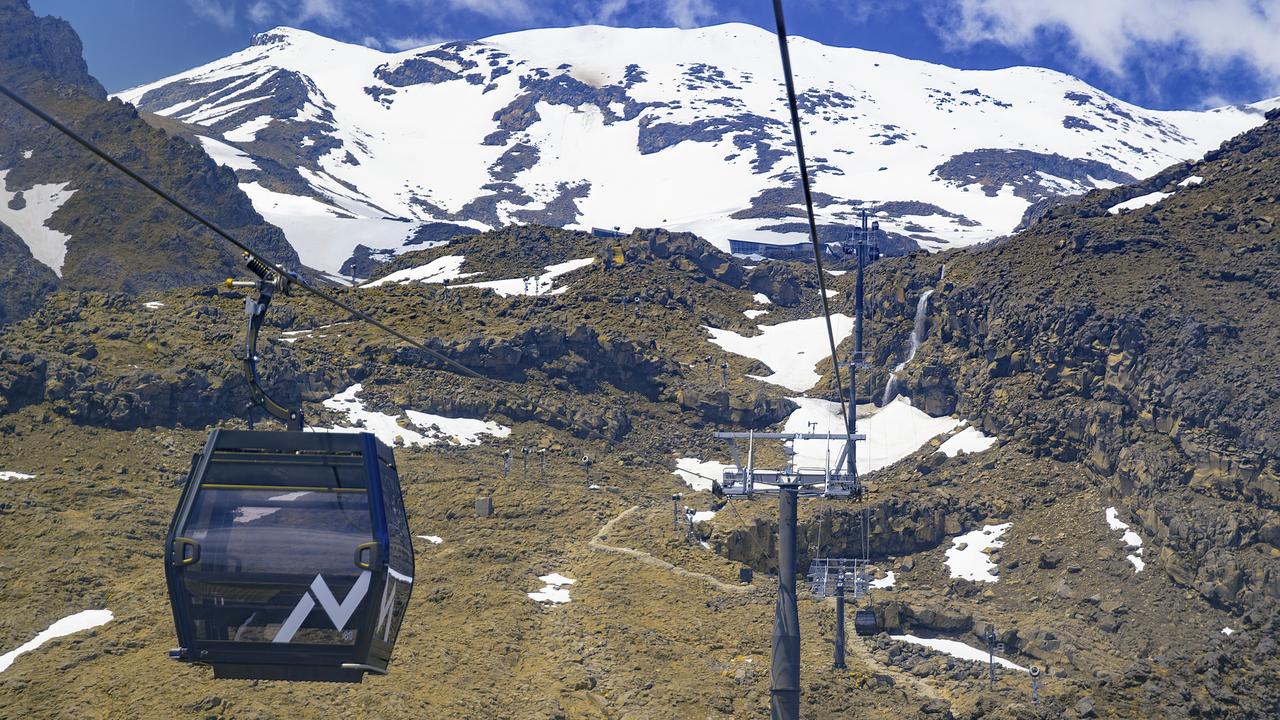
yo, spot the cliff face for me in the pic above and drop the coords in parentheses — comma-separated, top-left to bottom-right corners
(865, 110, 1280, 612)
(0, 0, 298, 317)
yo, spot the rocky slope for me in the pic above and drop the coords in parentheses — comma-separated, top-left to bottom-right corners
(1, 3, 1278, 718)
(845, 110, 1280, 620)
(0, 0, 298, 318)
(2, 209, 1277, 717)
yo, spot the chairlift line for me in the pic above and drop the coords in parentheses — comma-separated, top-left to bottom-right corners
(769, 0, 854, 453)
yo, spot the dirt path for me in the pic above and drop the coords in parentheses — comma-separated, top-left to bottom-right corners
(589, 505, 754, 595)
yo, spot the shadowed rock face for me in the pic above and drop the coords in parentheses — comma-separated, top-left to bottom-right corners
(0, 0, 103, 99)
(932, 148, 1137, 201)
(0, 221, 58, 324)
(0, 0, 299, 309)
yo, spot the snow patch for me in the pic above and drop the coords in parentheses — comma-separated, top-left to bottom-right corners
(362, 254, 479, 287)
(705, 314, 855, 392)
(223, 114, 274, 143)
(890, 634, 1027, 672)
(417, 535, 443, 545)
(870, 571, 896, 589)
(0, 169, 76, 276)
(0, 471, 35, 480)
(743, 309, 770, 319)
(937, 426, 997, 457)
(142, 301, 165, 310)
(691, 510, 717, 524)
(528, 573, 575, 604)
(753, 293, 772, 304)
(404, 409, 513, 446)
(452, 257, 594, 297)
(1105, 507, 1145, 574)
(787, 396, 960, 476)
(945, 523, 1010, 583)
(674, 457, 730, 492)
(1108, 191, 1171, 214)
(0, 610, 113, 673)
(197, 135, 260, 171)
(313, 383, 510, 447)
(1221, 627, 1234, 636)
(1177, 175, 1204, 187)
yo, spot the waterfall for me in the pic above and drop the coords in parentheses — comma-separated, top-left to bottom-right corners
(881, 289, 934, 405)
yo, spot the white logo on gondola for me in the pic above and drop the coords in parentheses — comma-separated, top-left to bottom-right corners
(272, 571, 371, 643)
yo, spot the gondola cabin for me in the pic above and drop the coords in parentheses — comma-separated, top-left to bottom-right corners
(165, 429, 414, 682)
(853, 609, 880, 636)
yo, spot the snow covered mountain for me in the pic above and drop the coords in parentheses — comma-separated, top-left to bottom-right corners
(117, 23, 1276, 276)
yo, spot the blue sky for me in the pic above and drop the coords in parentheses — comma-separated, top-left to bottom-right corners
(31, 0, 1280, 110)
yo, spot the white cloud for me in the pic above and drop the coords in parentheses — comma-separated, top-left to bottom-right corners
(936, 0, 1280, 90)
(579, 0, 718, 27)
(451, 0, 536, 22)
(383, 34, 448, 50)
(392, 0, 536, 23)
(664, 0, 716, 28)
(296, 0, 350, 26)
(247, 0, 274, 24)
(185, 0, 237, 29)
(588, 0, 633, 24)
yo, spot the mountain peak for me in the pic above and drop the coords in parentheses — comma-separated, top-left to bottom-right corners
(118, 23, 1276, 276)
(251, 26, 330, 48)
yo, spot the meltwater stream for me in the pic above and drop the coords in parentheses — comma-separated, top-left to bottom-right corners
(881, 288, 934, 405)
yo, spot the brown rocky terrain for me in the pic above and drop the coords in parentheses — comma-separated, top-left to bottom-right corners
(1, 205, 1277, 717)
(1, 0, 1278, 716)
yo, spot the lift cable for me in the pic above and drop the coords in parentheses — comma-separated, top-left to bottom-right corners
(769, 0, 853, 452)
(0, 82, 487, 384)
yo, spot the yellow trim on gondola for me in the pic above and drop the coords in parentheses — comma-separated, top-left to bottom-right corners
(201, 484, 365, 493)
(209, 455, 363, 464)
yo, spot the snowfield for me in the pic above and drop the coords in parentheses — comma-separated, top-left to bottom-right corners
(870, 571, 896, 589)
(115, 24, 1278, 274)
(452, 257, 594, 297)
